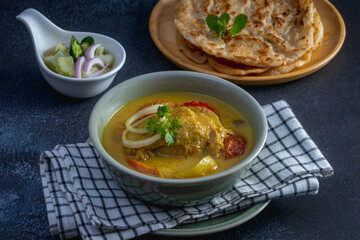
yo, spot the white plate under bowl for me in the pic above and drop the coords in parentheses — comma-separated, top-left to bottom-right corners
(155, 200, 270, 237)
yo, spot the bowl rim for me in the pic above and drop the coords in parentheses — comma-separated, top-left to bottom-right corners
(38, 32, 126, 83)
(89, 71, 268, 184)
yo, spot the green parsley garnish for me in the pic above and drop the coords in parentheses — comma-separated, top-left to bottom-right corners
(146, 105, 182, 146)
(206, 13, 248, 39)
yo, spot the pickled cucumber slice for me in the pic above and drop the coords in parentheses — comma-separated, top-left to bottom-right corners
(56, 56, 75, 77)
(55, 43, 67, 53)
(43, 50, 67, 72)
(99, 54, 114, 66)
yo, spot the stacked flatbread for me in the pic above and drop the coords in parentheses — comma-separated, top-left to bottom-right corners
(174, 0, 323, 76)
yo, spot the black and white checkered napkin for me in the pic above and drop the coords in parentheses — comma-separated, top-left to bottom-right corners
(40, 100, 333, 240)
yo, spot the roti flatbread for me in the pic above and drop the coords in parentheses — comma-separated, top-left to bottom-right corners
(175, 0, 316, 68)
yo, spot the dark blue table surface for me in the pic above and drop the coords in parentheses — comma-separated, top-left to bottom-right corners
(1, 0, 359, 239)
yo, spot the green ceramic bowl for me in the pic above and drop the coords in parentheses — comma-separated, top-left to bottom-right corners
(89, 71, 267, 206)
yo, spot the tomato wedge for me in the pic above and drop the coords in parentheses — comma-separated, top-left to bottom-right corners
(127, 159, 159, 176)
(224, 134, 247, 159)
(182, 101, 219, 116)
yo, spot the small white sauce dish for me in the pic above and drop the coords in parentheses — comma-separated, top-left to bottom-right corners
(16, 8, 126, 98)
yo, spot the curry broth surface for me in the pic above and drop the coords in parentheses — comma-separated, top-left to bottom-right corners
(102, 92, 254, 178)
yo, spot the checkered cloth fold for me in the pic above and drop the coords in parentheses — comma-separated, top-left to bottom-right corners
(40, 100, 333, 240)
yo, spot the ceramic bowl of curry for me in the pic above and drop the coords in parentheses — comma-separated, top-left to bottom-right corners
(89, 71, 267, 206)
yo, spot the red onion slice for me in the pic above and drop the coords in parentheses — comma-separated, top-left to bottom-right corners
(75, 56, 86, 78)
(85, 64, 109, 78)
(82, 57, 105, 74)
(85, 43, 101, 59)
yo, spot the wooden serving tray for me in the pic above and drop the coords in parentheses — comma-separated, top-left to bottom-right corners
(149, 0, 346, 85)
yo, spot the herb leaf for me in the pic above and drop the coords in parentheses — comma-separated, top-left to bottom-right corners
(146, 105, 182, 146)
(164, 131, 177, 146)
(206, 14, 223, 38)
(145, 118, 158, 135)
(157, 105, 170, 118)
(219, 13, 230, 29)
(170, 119, 182, 130)
(229, 14, 248, 36)
(206, 14, 230, 38)
(206, 13, 247, 39)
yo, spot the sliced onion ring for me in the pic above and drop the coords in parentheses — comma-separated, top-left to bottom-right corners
(125, 104, 164, 134)
(122, 129, 161, 148)
(85, 64, 108, 78)
(75, 56, 86, 78)
(82, 57, 105, 74)
(85, 43, 101, 59)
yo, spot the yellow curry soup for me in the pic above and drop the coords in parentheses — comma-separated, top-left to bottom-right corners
(102, 92, 254, 179)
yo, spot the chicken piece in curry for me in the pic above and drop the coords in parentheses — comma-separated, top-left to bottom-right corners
(102, 92, 253, 179)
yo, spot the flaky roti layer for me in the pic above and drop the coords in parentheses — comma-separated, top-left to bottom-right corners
(208, 56, 270, 75)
